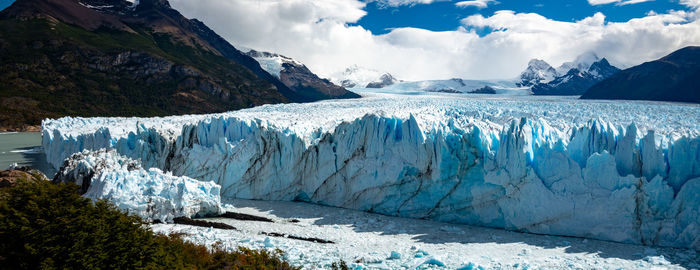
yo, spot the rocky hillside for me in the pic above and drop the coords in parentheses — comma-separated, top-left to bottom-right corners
(0, 167, 48, 188)
(581, 46, 700, 103)
(246, 50, 359, 101)
(0, 0, 355, 130)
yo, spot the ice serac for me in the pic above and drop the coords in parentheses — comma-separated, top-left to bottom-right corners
(41, 98, 700, 250)
(53, 149, 223, 222)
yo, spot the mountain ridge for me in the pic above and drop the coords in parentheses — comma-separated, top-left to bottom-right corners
(581, 46, 700, 103)
(0, 0, 356, 130)
(245, 50, 360, 100)
(527, 55, 620, 96)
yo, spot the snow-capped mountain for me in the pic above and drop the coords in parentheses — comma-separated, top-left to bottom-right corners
(332, 66, 525, 94)
(330, 65, 398, 89)
(517, 59, 558, 87)
(375, 78, 527, 95)
(246, 50, 360, 100)
(587, 58, 621, 80)
(366, 73, 399, 88)
(517, 52, 620, 96)
(556, 51, 602, 75)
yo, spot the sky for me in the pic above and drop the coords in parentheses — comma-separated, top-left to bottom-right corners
(0, 0, 12, 11)
(356, 0, 689, 35)
(2, 0, 700, 80)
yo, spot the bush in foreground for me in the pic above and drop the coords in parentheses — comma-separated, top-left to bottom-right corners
(0, 178, 298, 270)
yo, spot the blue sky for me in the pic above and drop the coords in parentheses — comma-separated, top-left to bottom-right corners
(356, 0, 689, 34)
(0, 0, 688, 28)
(0, 0, 12, 11)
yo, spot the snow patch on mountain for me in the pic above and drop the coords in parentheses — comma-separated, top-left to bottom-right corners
(246, 50, 303, 79)
(41, 94, 700, 249)
(125, 0, 139, 8)
(78, 2, 115, 10)
(53, 149, 223, 222)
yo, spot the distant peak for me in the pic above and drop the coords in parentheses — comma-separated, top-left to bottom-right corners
(518, 58, 557, 87)
(595, 57, 610, 65)
(528, 59, 550, 67)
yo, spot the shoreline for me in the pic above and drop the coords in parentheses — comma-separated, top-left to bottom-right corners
(0, 125, 41, 133)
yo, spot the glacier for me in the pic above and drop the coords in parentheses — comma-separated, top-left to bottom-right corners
(41, 93, 700, 249)
(53, 149, 223, 222)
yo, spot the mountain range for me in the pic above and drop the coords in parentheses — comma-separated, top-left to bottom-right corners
(330, 53, 620, 96)
(519, 52, 621, 96)
(581, 46, 700, 103)
(323, 48, 698, 104)
(0, 0, 356, 130)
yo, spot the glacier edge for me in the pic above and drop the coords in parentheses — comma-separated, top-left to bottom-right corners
(42, 112, 700, 250)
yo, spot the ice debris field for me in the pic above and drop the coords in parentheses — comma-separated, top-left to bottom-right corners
(41, 92, 700, 268)
(53, 149, 223, 222)
(152, 199, 699, 269)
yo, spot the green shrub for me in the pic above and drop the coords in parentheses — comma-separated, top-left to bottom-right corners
(331, 260, 350, 270)
(0, 179, 299, 270)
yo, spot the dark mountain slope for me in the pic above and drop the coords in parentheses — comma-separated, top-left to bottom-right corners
(246, 50, 360, 101)
(0, 0, 356, 130)
(581, 46, 700, 103)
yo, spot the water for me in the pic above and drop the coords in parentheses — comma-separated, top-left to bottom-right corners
(0, 132, 55, 177)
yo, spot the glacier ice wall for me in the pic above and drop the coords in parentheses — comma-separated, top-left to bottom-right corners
(42, 100, 700, 250)
(53, 149, 223, 222)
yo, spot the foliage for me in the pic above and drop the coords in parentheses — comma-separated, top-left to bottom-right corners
(330, 260, 350, 270)
(0, 179, 299, 270)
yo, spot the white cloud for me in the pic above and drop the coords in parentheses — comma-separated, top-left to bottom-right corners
(455, 0, 497, 9)
(368, 0, 442, 7)
(681, 0, 700, 8)
(588, 0, 654, 6)
(168, 0, 700, 81)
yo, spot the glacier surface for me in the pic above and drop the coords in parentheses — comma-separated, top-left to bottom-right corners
(42, 93, 700, 249)
(53, 149, 223, 222)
